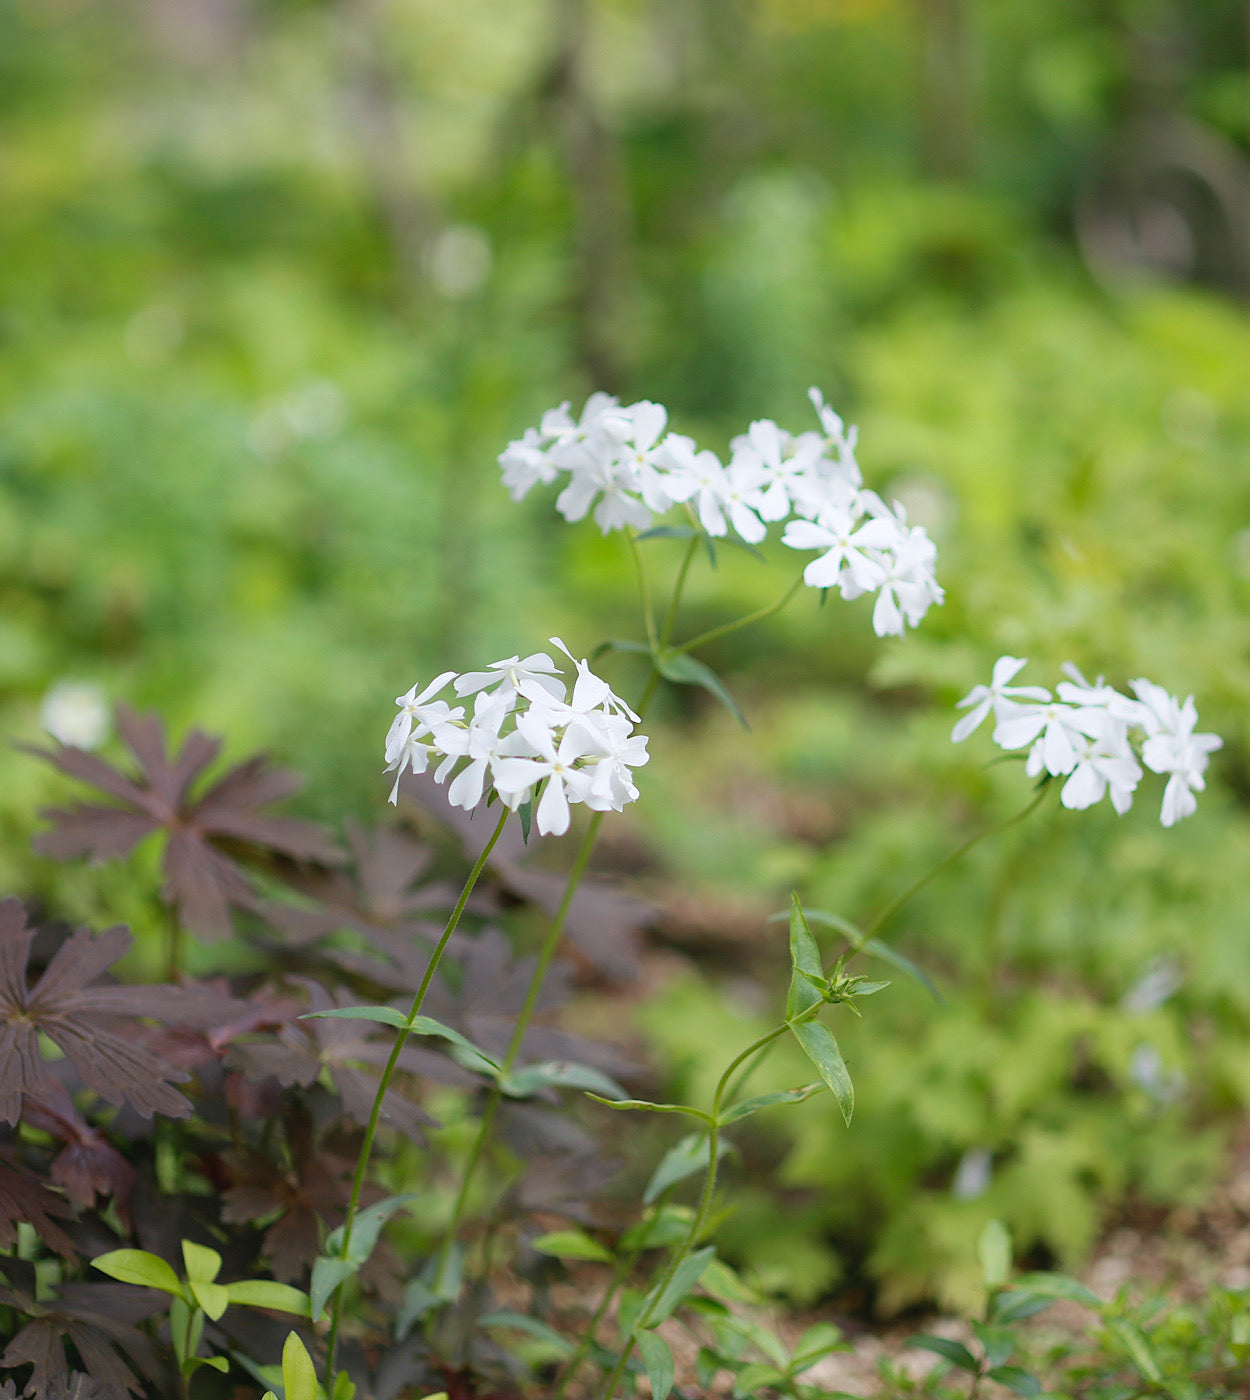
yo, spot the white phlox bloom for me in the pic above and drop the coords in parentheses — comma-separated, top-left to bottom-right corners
(498, 389, 941, 635)
(384, 646, 649, 835)
(953, 657, 1221, 826)
(951, 655, 1051, 744)
(1130, 680, 1223, 827)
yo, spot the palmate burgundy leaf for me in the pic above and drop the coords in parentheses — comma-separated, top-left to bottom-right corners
(21, 1087, 136, 1218)
(0, 900, 193, 1123)
(0, 1151, 77, 1259)
(0, 1275, 165, 1399)
(26, 705, 340, 940)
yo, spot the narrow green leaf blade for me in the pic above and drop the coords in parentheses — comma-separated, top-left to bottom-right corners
(720, 1083, 824, 1125)
(861, 939, 942, 1004)
(786, 895, 824, 1021)
(788, 1017, 853, 1125)
(586, 1095, 713, 1123)
(645, 1245, 716, 1325)
(324, 1194, 418, 1267)
(224, 1281, 310, 1316)
(987, 1366, 1042, 1398)
(91, 1249, 183, 1296)
(500, 1060, 627, 1100)
(910, 1335, 978, 1372)
(189, 1279, 230, 1321)
(644, 1133, 727, 1204)
(532, 1230, 614, 1264)
(408, 1017, 501, 1074)
(303, 1004, 409, 1029)
(310, 1257, 357, 1321)
(282, 1330, 319, 1400)
(654, 651, 748, 729)
(1106, 1318, 1163, 1382)
(634, 1330, 675, 1400)
(1009, 1273, 1100, 1307)
(479, 1310, 575, 1357)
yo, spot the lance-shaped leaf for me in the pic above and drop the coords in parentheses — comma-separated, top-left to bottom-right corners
(26, 705, 339, 939)
(788, 1019, 853, 1126)
(654, 651, 748, 730)
(0, 900, 193, 1123)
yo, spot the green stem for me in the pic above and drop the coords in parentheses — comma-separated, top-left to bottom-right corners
(659, 536, 701, 647)
(598, 1025, 789, 1400)
(628, 529, 659, 653)
(323, 804, 510, 1382)
(552, 1250, 635, 1400)
(855, 780, 1053, 948)
(435, 812, 606, 1293)
(671, 573, 805, 656)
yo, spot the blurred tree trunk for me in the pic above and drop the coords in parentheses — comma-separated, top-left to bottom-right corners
(915, 0, 974, 178)
(541, 0, 633, 391)
(338, 0, 433, 304)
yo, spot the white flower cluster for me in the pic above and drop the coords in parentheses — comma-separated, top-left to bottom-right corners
(383, 640, 649, 837)
(953, 657, 1222, 826)
(499, 389, 943, 637)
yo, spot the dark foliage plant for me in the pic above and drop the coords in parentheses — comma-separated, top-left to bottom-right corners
(1, 709, 647, 1398)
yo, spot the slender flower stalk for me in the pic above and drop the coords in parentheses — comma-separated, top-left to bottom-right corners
(597, 1026, 788, 1400)
(323, 805, 510, 1381)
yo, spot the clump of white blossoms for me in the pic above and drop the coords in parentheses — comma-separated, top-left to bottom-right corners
(384, 640, 648, 837)
(499, 388, 943, 637)
(953, 657, 1222, 826)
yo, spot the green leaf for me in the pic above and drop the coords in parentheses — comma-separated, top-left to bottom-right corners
(518, 797, 533, 845)
(787, 1017, 853, 1125)
(645, 1245, 716, 1325)
(653, 650, 748, 729)
(303, 1004, 409, 1030)
(409, 1017, 501, 1075)
(786, 895, 824, 1022)
(586, 1095, 713, 1124)
(1009, 1273, 1100, 1307)
(991, 1291, 1054, 1324)
(187, 1354, 230, 1375)
(978, 1219, 1013, 1290)
(479, 1310, 575, 1357)
(720, 1083, 824, 1125)
(791, 1321, 846, 1370)
(91, 1248, 183, 1296)
(396, 1279, 439, 1340)
(910, 1335, 978, 1371)
(634, 1330, 674, 1400)
(621, 1205, 695, 1253)
(325, 1194, 417, 1267)
(971, 1321, 1014, 1369)
(987, 1366, 1042, 1398)
(169, 1296, 202, 1370)
(733, 1363, 787, 1396)
(861, 939, 943, 1004)
(785, 908, 866, 944)
(310, 1257, 357, 1321)
(224, 1281, 310, 1316)
(1106, 1318, 1163, 1382)
(635, 524, 700, 541)
(532, 1230, 614, 1264)
(500, 1060, 627, 1100)
(592, 638, 654, 661)
(644, 1133, 728, 1204)
(281, 1330, 319, 1400)
(331, 1369, 357, 1400)
(181, 1239, 223, 1285)
(189, 1279, 230, 1321)
(698, 1257, 766, 1306)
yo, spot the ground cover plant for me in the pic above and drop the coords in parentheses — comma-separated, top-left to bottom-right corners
(1, 388, 1236, 1398)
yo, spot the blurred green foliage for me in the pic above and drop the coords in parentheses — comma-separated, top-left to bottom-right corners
(2, 0, 1249, 1310)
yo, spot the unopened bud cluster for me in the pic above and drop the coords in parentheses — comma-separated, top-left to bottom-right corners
(384, 641, 648, 837)
(953, 657, 1222, 826)
(500, 389, 942, 637)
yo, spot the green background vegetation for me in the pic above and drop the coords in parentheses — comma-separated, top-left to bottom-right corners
(3, 0, 1249, 1310)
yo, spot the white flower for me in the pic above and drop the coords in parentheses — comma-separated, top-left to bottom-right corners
(491, 711, 597, 836)
(954, 661, 1220, 827)
(782, 512, 892, 595)
(384, 646, 648, 828)
(869, 526, 943, 636)
(951, 657, 1051, 744)
(729, 419, 822, 523)
(1131, 682, 1222, 827)
(1060, 723, 1142, 814)
(40, 682, 110, 750)
(385, 671, 459, 765)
